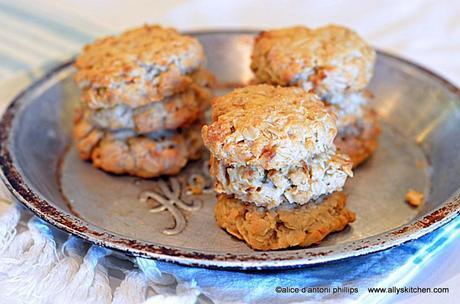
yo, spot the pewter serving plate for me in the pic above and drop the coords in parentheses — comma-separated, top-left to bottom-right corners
(0, 31, 459, 270)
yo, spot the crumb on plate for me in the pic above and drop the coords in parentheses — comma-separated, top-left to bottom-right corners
(405, 189, 424, 207)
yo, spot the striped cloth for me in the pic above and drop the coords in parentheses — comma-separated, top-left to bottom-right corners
(0, 0, 108, 81)
(0, 1, 459, 303)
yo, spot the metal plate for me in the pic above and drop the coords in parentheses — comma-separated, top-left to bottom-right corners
(0, 31, 459, 270)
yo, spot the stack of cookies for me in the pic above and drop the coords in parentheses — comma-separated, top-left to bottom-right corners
(73, 25, 214, 178)
(251, 25, 380, 167)
(202, 85, 355, 250)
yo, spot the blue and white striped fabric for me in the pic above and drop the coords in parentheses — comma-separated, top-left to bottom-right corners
(0, 0, 108, 81)
(0, 1, 459, 303)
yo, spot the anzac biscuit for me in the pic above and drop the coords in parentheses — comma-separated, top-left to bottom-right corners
(251, 25, 375, 97)
(75, 25, 206, 108)
(202, 85, 337, 170)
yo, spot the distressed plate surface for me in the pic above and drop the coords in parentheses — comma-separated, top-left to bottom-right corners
(0, 31, 459, 270)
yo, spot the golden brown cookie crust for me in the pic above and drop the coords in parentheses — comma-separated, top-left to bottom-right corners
(334, 109, 380, 168)
(73, 113, 203, 178)
(251, 25, 375, 96)
(75, 25, 206, 108)
(202, 85, 337, 170)
(215, 192, 355, 250)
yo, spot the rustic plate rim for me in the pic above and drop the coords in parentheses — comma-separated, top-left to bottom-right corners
(0, 31, 459, 270)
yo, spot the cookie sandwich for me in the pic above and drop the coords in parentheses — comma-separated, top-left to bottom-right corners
(202, 85, 355, 250)
(73, 25, 214, 177)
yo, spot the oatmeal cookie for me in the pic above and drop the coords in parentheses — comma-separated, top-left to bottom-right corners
(75, 25, 206, 108)
(202, 85, 337, 170)
(215, 192, 355, 250)
(251, 25, 375, 97)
